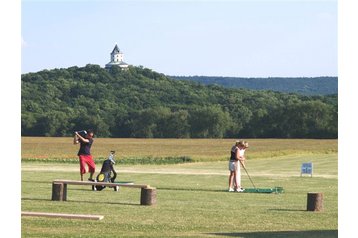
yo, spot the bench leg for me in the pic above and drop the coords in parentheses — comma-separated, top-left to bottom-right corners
(307, 192, 323, 211)
(52, 183, 67, 201)
(140, 187, 157, 206)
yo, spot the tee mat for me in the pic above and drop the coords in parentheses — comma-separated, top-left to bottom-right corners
(243, 187, 284, 193)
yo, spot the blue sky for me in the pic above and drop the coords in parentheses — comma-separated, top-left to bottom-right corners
(22, 0, 337, 77)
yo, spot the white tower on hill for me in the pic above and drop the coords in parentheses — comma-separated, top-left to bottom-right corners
(105, 44, 129, 69)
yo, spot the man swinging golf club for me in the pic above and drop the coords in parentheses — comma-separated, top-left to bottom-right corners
(74, 129, 96, 181)
(228, 140, 248, 192)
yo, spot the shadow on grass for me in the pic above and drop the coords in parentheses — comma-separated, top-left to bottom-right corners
(158, 187, 227, 193)
(22, 180, 52, 184)
(22, 197, 50, 202)
(65, 199, 141, 206)
(268, 208, 307, 212)
(207, 230, 338, 238)
(63, 186, 225, 193)
(158, 187, 283, 195)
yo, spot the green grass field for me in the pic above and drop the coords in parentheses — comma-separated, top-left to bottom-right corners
(21, 138, 338, 237)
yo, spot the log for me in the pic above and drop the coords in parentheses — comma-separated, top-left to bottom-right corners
(140, 187, 157, 206)
(51, 182, 67, 201)
(307, 192, 323, 211)
(22, 211, 104, 220)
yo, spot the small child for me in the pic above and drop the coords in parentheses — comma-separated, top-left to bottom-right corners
(94, 151, 118, 191)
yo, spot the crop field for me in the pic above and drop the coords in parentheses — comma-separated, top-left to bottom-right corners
(22, 137, 337, 161)
(21, 138, 338, 237)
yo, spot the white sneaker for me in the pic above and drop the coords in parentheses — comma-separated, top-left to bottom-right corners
(229, 188, 235, 192)
(236, 188, 245, 192)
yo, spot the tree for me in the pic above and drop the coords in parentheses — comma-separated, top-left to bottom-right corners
(189, 105, 233, 138)
(21, 65, 338, 138)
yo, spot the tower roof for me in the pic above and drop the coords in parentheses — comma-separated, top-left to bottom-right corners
(111, 44, 121, 54)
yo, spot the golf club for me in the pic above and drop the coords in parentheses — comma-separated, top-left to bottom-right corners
(239, 160, 257, 190)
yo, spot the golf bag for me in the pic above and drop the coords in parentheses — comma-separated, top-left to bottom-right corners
(93, 151, 118, 191)
(94, 170, 117, 191)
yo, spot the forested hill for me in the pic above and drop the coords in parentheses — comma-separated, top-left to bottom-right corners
(21, 64, 337, 138)
(169, 76, 338, 96)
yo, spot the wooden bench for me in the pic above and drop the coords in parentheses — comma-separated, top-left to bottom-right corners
(51, 180, 156, 206)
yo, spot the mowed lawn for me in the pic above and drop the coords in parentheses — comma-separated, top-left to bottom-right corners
(21, 138, 338, 237)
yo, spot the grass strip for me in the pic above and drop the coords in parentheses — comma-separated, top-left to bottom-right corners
(22, 156, 194, 165)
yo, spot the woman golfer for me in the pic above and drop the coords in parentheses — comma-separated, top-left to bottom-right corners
(228, 140, 246, 192)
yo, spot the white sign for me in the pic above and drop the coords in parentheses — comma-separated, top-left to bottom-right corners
(301, 162, 313, 177)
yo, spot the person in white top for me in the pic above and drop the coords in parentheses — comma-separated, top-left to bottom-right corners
(228, 140, 248, 192)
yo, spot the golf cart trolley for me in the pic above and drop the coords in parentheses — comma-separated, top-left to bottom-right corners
(92, 151, 119, 191)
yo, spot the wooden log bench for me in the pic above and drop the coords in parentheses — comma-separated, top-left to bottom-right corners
(51, 180, 156, 206)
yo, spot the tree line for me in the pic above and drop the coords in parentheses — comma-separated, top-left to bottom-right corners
(170, 76, 338, 96)
(21, 64, 337, 138)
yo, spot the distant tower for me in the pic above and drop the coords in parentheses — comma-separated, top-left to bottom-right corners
(105, 44, 129, 69)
